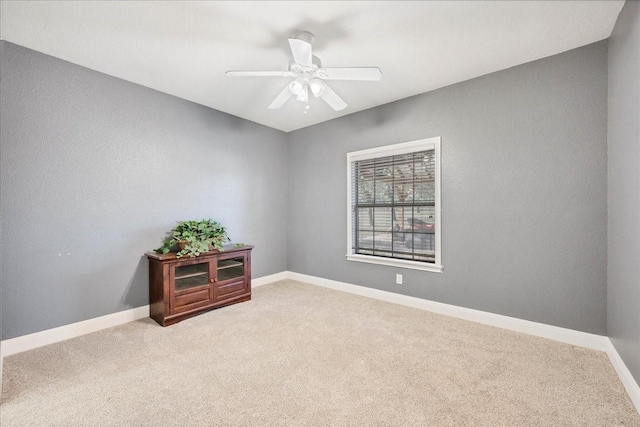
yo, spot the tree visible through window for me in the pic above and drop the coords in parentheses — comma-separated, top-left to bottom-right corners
(347, 138, 442, 272)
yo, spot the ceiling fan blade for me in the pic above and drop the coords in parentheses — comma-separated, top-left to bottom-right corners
(320, 84, 347, 111)
(268, 85, 293, 109)
(288, 38, 312, 67)
(226, 70, 295, 77)
(320, 67, 382, 81)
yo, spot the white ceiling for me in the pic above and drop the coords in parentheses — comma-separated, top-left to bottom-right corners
(0, 1, 624, 133)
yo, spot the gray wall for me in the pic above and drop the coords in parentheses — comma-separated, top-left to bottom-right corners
(608, 0, 640, 384)
(288, 41, 608, 335)
(0, 37, 615, 342)
(0, 41, 288, 340)
(0, 41, 4, 385)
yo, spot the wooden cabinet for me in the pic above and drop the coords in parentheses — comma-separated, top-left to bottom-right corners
(145, 245, 253, 326)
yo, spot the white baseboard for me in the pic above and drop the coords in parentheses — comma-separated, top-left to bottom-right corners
(286, 271, 609, 351)
(605, 338, 640, 413)
(0, 272, 286, 358)
(252, 271, 289, 288)
(1, 305, 150, 358)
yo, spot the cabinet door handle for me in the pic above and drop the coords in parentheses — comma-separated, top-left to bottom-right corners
(210, 278, 218, 283)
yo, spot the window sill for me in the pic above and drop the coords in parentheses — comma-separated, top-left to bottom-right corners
(346, 254, 443, 273)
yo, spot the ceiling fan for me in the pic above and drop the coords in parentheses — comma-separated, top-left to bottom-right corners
(226, 31, 382, 112)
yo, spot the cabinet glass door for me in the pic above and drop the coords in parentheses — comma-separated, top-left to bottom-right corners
(217, 257, 245, 282)
(174, 262, 210, 291)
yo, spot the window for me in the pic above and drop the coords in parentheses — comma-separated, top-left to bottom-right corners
(347, 137, 442, 272)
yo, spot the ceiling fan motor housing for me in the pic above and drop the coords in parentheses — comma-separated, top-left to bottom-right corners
(288, 55, 322, 73)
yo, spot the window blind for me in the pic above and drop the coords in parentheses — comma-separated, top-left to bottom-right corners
(351, 149, 436, 263)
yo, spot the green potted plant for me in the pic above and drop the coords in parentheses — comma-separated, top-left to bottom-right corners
(155, 219, 228, 258)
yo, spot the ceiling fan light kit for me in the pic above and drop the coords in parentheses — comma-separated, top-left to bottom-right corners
(226, 31, 382, 112)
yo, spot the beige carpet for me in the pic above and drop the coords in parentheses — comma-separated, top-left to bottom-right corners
(1, 280, 638, 426)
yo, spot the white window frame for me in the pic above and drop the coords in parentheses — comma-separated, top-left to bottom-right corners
(346, 137, 442, 273)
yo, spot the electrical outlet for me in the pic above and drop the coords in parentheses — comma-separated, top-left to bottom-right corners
(396, 274, 403, 285)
